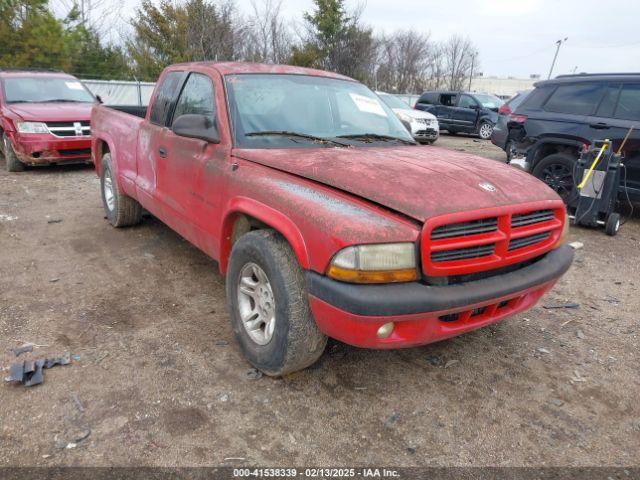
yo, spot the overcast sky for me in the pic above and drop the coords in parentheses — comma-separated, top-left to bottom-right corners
(100, 0, 640, 78)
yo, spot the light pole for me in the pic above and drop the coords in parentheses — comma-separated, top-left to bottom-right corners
(548, 37, 568, 79)
(468, 53, 476, 91)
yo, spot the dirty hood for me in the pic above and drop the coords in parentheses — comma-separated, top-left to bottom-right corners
(233, 145, 560, 222)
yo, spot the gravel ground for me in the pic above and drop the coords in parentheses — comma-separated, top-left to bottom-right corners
(1, 134, 639, 467)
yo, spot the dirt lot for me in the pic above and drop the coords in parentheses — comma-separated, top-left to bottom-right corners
(1, 135, 639, 467)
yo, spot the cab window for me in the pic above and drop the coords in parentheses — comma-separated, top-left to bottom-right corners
(172, 73, 216, 126)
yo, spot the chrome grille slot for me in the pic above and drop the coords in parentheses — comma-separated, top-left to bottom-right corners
(45, 121, 91, 137)
(511, 209, 555, 228)
(508, 232, 550, 251)
(431, 218, 498, 240)
(431, 244, 495, 263)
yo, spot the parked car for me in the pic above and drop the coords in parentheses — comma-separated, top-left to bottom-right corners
(414, 91, 504, 139)
(0, 69, 96, 172)
(491, 90, 532, 160)
(377, 91, 439, 144)
(91, 62, 573, 376)
(503, 73, 640, 202)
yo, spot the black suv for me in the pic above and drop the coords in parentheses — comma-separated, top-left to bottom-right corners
(505, 73, 640, 202)
(414, 91, 503, 139)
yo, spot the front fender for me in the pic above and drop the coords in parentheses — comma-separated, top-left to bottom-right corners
(219, 197, 309, 275)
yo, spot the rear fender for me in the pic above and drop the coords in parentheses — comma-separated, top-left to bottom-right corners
(219, 197, 308, 275)
(526, 137, 584, 167)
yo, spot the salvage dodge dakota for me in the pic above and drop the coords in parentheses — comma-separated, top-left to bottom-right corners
(91, 63, 574, 375)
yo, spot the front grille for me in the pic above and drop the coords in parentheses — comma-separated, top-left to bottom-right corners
(508, 232, 551, 251)
(423, 206, 563, 277)
(45, 121, 91, 137)
(431, 218, 498, 240)
(431, 244, 495, 263)
(511, 209, 555, 228)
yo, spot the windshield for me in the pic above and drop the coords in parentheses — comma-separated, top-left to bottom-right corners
(473, 94, 504, 109)
(2, 77, 94, 103)
(378, 93, 411, 110)
(225, 74, 414, 148)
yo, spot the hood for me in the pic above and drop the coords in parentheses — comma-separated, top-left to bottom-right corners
(233, 146, 560, 222)
(7, 102, 93, 122)
(392, 108, 436, 121)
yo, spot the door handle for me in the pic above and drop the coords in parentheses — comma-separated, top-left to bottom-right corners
(590, 122, 610, 130)
(158, 146, 167, 158)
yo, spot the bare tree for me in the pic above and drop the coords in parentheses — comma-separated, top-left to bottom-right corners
(244, 0, 292, 64)
(441, 34, 478, 91)
(376, 30, 433, 93)
(186, 0, 242, 62)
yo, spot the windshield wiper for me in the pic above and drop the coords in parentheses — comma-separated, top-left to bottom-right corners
(337, 133, 416, 145)
(245, 130, 350, 147)
(41, 99, 87, 103)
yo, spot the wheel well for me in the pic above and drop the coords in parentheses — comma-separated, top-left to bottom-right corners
(94, 140, 110, 172)
(532, 143, 580, 167)
(230, 213, 269, 247)
(220, 211, 306, 275)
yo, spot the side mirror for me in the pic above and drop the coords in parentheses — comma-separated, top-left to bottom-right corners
(172, 114, 220, 144)
(95, 95, 103, 104)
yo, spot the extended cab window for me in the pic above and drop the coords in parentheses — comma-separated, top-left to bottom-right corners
(149, 71, 184, 126)
(544, 83, 604, 115)
(613, 84, 640, 121)
(172, 73, 216, 125)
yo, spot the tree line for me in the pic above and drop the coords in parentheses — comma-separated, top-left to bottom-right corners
(0, 0, 479, 93)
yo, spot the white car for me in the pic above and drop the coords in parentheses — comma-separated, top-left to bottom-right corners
(377, 92, 439, 144)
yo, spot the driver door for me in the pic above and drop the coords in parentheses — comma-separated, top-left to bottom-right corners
(158, 72, 225, 249)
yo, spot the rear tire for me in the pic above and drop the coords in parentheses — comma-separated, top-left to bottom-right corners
(3, 134, 25, 172)
(478, 121, 494, 140)
(100, 153, 142, 227)
(605, 213, 620, 236)
(532, 153, 577, 202)
(226, 230, 327, 376)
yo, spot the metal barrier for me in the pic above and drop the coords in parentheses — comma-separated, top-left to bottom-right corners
(82, 79, 156, 106)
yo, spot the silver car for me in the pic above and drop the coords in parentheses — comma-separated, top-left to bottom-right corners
(377, 92, 439, 144)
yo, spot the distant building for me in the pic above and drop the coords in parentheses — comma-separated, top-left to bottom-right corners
(469, 76, 539, 99)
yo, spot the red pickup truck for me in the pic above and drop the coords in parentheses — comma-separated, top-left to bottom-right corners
(91, 62, 573, 376)
(0, 69, 95, 172)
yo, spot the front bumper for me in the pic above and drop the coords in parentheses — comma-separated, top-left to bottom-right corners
(307, 245, 573, 348)
(8, 132, 92, 165)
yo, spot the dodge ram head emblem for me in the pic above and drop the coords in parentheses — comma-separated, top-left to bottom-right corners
(479, 182, 497, 192)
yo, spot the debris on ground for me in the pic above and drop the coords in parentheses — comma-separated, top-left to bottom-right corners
(5, 352, 72, 387)
(444, 359, 459, 368)
(384, 412, 400, 428)
(569, 241, 584, 250)
(426, 355, 442, 366)
(537, 347, 551, 354)
(72, 393, 85, 412)
(214, 340, 229, 346)
(245, 368, 263, 380)
(550, 398, 565, 407)
(49, 278, 60, 283)
(576, 330, 585, 339)
(47, 218, 63, 224)
(571, 370, 587, 383)
(10, 343, 33, 357)
(543, 302, 580, 309)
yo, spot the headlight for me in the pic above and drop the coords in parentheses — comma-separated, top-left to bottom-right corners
(16, 122, 49, 134)
(327, 243, 418, 284)
(396, 112, 412, 124)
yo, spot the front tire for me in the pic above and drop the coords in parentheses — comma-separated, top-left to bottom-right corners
(478, 121, 494, 140)
(532, 153, 577, 202)
(3, 134, 25, 172)
(226, 230, 327, 376)
(100, 153, 142, 227)
(605, 213, 620, 236)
